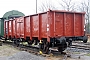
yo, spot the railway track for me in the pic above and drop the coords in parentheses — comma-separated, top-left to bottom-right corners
(2, 41, 52, 57)
(2, 40, 90, 58)
(70, 41, 90, 50)
(1, 40, 68, 57)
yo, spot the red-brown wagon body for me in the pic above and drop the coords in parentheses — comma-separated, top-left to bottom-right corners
(23, 10, 85, 42)
(15, 17, 24, 39)
(4, 20, 13, 39)
(12, 19, 16, 38)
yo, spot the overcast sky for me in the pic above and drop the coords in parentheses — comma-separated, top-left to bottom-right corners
(0, 0, 85, 18)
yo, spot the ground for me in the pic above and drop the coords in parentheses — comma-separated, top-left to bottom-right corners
(0, 44, 20, 57)
(0, 42, 90, 60)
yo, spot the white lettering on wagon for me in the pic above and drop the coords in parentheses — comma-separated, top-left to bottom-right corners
(47, 24, 49, 31)
(47, 28, 49, 31)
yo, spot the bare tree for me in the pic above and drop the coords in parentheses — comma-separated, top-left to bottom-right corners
(79, 1, 89, 21)
(79, 0, 90, 33)
(38, 0, 57, 12)
(58, 0, 76, 11)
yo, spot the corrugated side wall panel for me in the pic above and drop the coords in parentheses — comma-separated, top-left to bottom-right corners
(12, 20, 16, 38)
(20, 18, 24, 38)
(74, 14, 82, 36)
(40, 13, 48, 38)
(82, 15, 84, 36)
(49, 12, 54, 37)
(24, 16, 30, 37)
(55, 12, 64, 36)
(16, 19, 20, 38)
(32, 15, 39, 37)
(8, 21, 12, 36)
(65, 13, 74, 36)
(6, 22, 8, 35)
(53, 11, 84, 37)
(16, 17, 24, 38)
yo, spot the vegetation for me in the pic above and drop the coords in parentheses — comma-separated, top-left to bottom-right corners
(85, 53, 90, 56)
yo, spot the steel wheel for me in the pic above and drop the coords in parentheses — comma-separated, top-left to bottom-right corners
(83, 36, 88, 43)
(43, 42, 49, 54)
(58, 43, 67, 52)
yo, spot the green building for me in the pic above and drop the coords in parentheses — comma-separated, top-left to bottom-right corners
(0, 10, 25, 38)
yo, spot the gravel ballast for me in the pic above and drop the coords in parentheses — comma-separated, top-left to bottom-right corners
(7, 51, 45, 60)
(0, 44, 46, 60)
(0, 43, 90, 60)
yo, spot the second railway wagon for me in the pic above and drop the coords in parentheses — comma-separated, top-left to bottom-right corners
(4, 10, 87, 53)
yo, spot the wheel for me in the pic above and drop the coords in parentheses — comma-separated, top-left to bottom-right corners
(39, 42, 43, 54)
(83, 36, 88, 43)
(28, 41, 32, 45)
(11, 38, 13, 41)
(58, 43, 67, 52)
(13, 38, 17, 44)
(3, 38, 7, 43)
(39, 41, 49, 54)
(14, 39, 19, 47)
(4, 35, 7, 41)
(43, 42, 49, 54)
(33, 40, 37, 45)
(68, 40, 72, 47)
(13, 41, 16, 44)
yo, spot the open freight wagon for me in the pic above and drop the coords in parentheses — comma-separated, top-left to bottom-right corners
(4, 10, 87, 53)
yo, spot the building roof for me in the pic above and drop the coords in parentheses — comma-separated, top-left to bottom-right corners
(3, 10, 25, 20)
